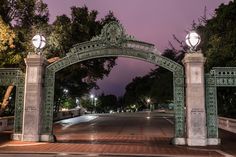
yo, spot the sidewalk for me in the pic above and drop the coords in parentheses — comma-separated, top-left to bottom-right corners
(0, 132, 225, 157)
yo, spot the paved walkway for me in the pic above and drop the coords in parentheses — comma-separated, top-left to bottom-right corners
(0, 135, 223, 156)
(0, 112, 235, 157)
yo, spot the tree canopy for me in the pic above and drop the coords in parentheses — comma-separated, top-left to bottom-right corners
(197, 1, 236, 71)
(0, 1, 118, 115)
(51, 8, 118, 112)
(123, 49, 183, 110)
(197, 1, 236, 118)
(0, 0, 50, 115)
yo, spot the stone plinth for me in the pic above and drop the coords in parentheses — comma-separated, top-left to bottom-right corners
(172, 138, 186, 145)
(21, 54, 47, 141)
(183, 52, 207, 146)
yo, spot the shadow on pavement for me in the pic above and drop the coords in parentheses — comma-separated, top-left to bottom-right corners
(0, 131, 11, 145)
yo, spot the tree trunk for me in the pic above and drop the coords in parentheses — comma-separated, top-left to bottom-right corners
(0, 85, 14, 116)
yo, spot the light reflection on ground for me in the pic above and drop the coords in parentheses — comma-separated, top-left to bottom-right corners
(55, 115, 98, 130)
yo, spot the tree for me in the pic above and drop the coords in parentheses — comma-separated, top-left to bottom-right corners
(160, 2, 236, 117)
(80, 98, 93, 113)
(0, 0, 49, 116)
(0, 3, 119, 116)
(197, 1, 236, 71)
(0, 0, 50, 59)
(0, 17, 18, 114)
(61, 97, 76, 109)
(195, 1, 236, 118)
(0, 17, 22, 67)
(0, 17, 15, 52)
(49, 7, 118, 112)
(167, 1, 236, 118)
(0, 0, 49, 27)
(124, 76, 151, 110)
(96, 94, 117, 113)
(123, 49, 180, 110)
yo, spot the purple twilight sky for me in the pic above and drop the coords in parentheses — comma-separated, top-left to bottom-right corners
(44, 0, 230, 96)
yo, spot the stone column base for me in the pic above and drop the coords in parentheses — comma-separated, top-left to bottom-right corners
(11, 134, 55, 142)
(187, 138, 207, 146)
(40, 134, 55, 142)
(22, 134, 40, 142)
(207, 138, 221, 145)
(12, 134, 22, 141)
(172, 138, 186, 145)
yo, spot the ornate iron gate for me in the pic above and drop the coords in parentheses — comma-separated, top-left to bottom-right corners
(0, 68, 25, 134)
(205, 67, 236, 139)
(42, 22, 186, 141)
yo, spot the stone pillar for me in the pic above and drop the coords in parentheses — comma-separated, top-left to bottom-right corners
(183, 51, 207, 146)
(21, 54, 47, 141)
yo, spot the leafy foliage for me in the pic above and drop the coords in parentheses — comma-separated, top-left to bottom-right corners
(0, 17, 22, 67)
(80, 98, 94, 113)
(0, 0, 49, 68)
(196, 1, 236, 118)
(197, 1, 236, 71)
(51, 7, 118, 112)
(123, 49, 184, 110)
(0, 17, 15, 51)
(96, 94, 117, 113)
(0, 2, 118, 115)
(0, 0, 50, 115)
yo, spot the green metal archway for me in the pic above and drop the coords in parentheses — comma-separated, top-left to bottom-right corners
(205, 67, 236, 139)
(0, 68, 25, 135)
(42, 22, 185, 141)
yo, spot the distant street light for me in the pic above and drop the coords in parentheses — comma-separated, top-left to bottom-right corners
(94, 97, 98, 107)
(185, 31, 201, 51)
(90, 94, 96, 113)
(63, 88, 68, 94)
(146, 98, 152, 111)
(90, 94, 94, 99)
(76, 97, 79, 105)
(90, 94, 94, 107)
(32, 34, 46, 54)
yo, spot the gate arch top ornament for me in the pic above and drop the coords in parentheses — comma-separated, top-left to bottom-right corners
(68, 21, 155, 54)
(43, 22, 185, 144)
(91, 21, 127, 46)
(50, 22, 183, 74)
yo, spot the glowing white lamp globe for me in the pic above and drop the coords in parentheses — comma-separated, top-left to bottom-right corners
(32, 34, 46, 49)
(185, 31, 201, 51)
(90, 94, 94, 99)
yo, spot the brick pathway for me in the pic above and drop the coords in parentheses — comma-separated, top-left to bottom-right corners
(0, 113, 235, 156)
(0, 132, 224, 156)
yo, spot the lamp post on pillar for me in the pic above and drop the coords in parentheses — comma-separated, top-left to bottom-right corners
(183, 31, 208, 146)
(19, 34, 49, 142)
(32, 34, 46, 55)
(185, 31, 201, 52)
